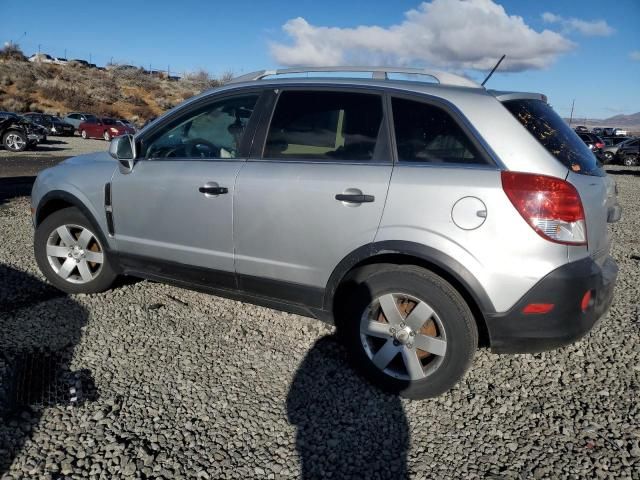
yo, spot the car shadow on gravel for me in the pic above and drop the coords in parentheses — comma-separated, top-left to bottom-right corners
(606, 168, 640, 177)
(287, 335, 409, 479)
(0, 176, 36, 207)
(0, 264, 96, 475)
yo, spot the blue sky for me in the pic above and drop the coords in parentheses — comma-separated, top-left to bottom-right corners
(3, 0, 639, 118)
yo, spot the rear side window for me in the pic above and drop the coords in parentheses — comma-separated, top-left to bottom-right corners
(391, 98, 485, 165)
(264, 91, 384, 161)
(503, 99, 601, 175)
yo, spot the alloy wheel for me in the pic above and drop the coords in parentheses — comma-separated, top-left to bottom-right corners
(46, 224, 104, 284)
(5, 133, 25, 151)
(360, 293, 447, 381)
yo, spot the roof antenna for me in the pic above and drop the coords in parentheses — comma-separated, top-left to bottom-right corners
(481, 54, 506, 87)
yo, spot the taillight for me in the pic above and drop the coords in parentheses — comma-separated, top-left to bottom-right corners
(501, 171, 587, 246)
(595, 142, 604, 149)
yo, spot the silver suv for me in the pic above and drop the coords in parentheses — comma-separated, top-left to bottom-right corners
(31, 67, 621, 399)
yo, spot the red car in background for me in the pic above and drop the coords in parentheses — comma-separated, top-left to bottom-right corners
(78, 117, 135, 141)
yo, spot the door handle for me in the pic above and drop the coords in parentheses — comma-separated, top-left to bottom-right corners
(335, 193, 375, 203)
(199, 185, 228, 195)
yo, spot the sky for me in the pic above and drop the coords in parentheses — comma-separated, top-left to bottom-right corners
(2, 0, 639, 119)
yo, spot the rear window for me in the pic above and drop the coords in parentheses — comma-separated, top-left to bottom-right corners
(503, 99, 602, 175)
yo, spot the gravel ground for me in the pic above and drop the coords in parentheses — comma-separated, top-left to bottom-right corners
(0, 136, 107, 177)
(0, 167, 638, 479)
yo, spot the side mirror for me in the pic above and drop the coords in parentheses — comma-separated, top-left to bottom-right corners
(109, 134, 136, 173)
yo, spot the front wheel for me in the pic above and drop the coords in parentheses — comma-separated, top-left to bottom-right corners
(2, 130, 28, 152)
(339, 265, 477, 399)
(81, 130, 88, 139)
(603, 151, 614, 163)
(34, 207, 117, 294)
(623, 155, 638, 167)
(103, 131, 111, 141)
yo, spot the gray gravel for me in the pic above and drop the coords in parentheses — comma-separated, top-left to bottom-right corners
(0, 166, 639, 479)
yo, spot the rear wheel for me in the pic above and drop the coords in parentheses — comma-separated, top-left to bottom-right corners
(623, 154, 638, 167)
(103, 130, 111, 141)
(81, 130, 88, 139)
(338, 265, 477, 399)
(2, 130, 27, 152)
(34, 207, 117, 294)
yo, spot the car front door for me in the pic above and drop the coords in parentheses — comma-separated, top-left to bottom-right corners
(234, 89, 393, 306)
(111, 92, 262, 288)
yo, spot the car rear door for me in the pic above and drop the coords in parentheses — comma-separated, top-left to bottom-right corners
(233, 88, 393, 306)
(111, 91, 264, 287)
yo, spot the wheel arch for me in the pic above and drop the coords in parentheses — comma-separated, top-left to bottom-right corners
(325, 241, 494, 347)
(35, 190, 114, 252)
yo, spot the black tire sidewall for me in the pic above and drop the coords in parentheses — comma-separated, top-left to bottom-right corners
(343, 266, 477, 399)
(34, 207, 117, 294)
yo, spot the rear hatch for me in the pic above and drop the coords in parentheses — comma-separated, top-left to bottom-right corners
(501, 97, 614, 262)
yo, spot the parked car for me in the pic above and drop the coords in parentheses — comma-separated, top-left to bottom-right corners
(613, 128, 628, 136)
(78, 117, 135, 141)
(23, 113, 75, 136)
(602, 137, 635, 162)
(602, 127, 616, 136)
(577, 133, 605, 161)
(574, 125, 589, 133)
(63, 112, 98, 131)
(592, 127, 603, 135)
(0, 114, 45, 151)
(18, 116, 48, 143)
(616, 137, 639, 166)
(117, 119, 137, 133)
(31, 66, 620, 399)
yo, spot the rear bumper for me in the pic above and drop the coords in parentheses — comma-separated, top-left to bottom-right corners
(485, 256, 618, 354)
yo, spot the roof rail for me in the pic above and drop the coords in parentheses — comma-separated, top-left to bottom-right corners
(229, 66, 480, 88)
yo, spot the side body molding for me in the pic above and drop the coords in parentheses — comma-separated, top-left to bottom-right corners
(323, 240, 496, 314)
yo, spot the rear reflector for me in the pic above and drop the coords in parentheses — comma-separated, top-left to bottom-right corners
(581, 290, 593, 312)
(501, 171, 587, 246)
(522, 303, 555, 314)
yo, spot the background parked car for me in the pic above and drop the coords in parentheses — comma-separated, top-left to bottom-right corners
(63, 112, 98, 131)
(602, 127, 616, 136)
(23, 113, 75, 136)
(0, 114, 44, 152)
(78, 117, 135, 141)
(592, 127, 603, 135)
(577, 132, 604, 151)
(601, 137, 634, 162)
(613, 128, 628, 136)
(616, 137, 639, 166)
(574, 125, 589, 133)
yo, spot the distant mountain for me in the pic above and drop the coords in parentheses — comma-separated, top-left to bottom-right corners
(599, 112, 640, 127)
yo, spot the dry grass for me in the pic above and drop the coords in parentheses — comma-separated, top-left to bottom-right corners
(0, 55, 230, 123)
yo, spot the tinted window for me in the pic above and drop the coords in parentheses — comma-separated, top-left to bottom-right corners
(264, 91, 384, 161)
(102, 118, 116, 125)
(144, 95, 258, 160)
(391, 98, 485, 164)
(503, 99, 601, 175)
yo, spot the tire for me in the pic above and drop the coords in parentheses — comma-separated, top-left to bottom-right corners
(34, 207, 117, 294)
(338, 264, 477, 399)
(2, 130, 28, 152)
(103, 131, 111, 141)
(604, 151, 614, 163)
(623, 155, 638, 167)
(81, 130, 88, 139)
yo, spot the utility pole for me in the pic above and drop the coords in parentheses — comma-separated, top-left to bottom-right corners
(89, 53, 92, 64)
(64, 48, 67, 59)
(569, 99, 575, 126)
(38, 43, 41, 54)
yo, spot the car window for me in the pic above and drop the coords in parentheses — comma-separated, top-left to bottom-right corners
(391, 97, 485, 165)
(263, 91, 384, 161)
(144, 95, 259, 160)
(102, 118, 115, 125)
(503, 99, 601, 175)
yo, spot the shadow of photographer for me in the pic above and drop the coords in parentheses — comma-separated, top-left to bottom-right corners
(287, 335, 409, 479)
(0, 264, 96, 475)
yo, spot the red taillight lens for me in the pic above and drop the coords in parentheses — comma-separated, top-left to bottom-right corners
(501, 171, 587, 245)
(595, 142, 604, 149)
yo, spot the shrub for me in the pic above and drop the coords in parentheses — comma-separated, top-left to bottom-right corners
(0, 43, 26, 62)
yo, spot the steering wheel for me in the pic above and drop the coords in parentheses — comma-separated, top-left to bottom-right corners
(183, 138, 220, 158)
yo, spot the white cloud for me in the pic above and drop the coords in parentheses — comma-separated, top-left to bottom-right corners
(630, 50, 640, 61)
(542, 12, 615, 37)
(270, 0, 575, 72)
